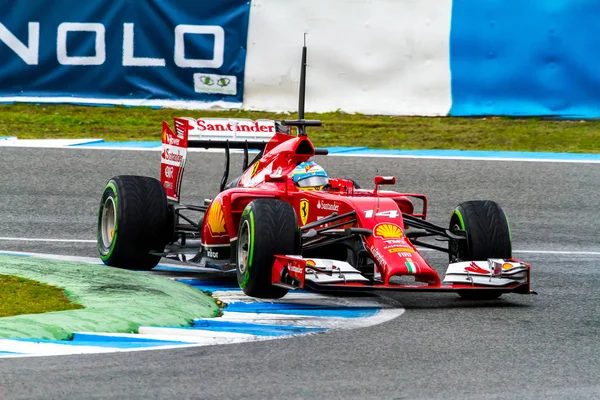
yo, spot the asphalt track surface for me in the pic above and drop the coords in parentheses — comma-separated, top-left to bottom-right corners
(0, 148, 599, 399)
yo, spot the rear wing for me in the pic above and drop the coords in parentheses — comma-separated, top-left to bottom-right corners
(160, 117, 280, 202)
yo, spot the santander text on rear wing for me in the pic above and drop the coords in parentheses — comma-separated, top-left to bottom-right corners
(178, 117, 277, 149)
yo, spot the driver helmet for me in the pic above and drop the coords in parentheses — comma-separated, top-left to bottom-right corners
(292, 161, 329, 190)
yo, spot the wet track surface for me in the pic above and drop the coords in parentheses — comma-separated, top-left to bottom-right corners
(0, 148, 599, 399)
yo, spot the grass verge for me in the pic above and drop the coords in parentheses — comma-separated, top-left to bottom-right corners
(1, 104, 599, 153)
(0, 274, 83, 318)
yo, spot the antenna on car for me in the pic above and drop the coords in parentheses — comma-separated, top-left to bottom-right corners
(282, 33, 322, 137)
(297, 33, 307, 131)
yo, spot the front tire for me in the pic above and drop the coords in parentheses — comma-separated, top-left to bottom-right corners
(449, 200, 512, 300)
(236, 199, 300, 299)
(97, 175, 170, 271)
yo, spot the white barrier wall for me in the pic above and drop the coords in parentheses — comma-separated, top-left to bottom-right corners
(242, 0, 453, 116)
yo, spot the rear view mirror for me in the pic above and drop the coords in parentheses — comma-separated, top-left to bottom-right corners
(373, 175, 396, 196)
(374, 175, 396, 186)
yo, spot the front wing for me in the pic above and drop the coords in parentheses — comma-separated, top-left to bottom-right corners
(272, 256, 532, 295)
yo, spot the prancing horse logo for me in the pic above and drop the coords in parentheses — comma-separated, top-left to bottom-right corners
(300, 199, 309, 225)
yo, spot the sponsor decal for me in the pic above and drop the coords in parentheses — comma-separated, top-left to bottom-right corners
(166, 136, 181, 146)
(206, 249, 219, 258)
(374, 223, 403, 239)
(0, 22, 226, 68)
(465, 262, 489, 274)
(405, 258, 418, 273)
(194, 73, 237, 95)
(386, 246, 414, 254)
(369, 245, 387, 268)
(383, 239, 406, 246)
(288, 263, 304, 274)
(306, 260, 316, 267)
(502, 262, 514, 270)
(163, 181, 173, 189)
(207, 201, 227, 237)
(195, 118, 275, 133)
(164, 166, 174, 179)
(162, 148, 185, 163)
(317, 200, 339, 212)
(396, 252, 415, 258)
(300, 199, 309, 225)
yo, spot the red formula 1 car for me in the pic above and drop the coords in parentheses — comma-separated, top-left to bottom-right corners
(97, 45, 533, 301)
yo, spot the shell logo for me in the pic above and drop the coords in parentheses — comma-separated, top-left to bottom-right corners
(502, 262, 513, 270)
(207, 202, 227, 237)
(374, 223, 403, 239)
(162, 129, 168, 143)
(306, 260, 316, 267)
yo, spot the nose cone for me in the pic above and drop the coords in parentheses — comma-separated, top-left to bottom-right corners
(366, 223, 441, 285)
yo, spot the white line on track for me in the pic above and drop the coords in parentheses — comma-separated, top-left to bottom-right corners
(68, 150, 600, 164)
(419, 248, 600, 256)
(66, 146, 600, 164)
(1, 140, 599, 163)
(1, 237, 599, 256)
(0, 237, 96, 243)
(328, 152, 600, 164)
(513, 249, 600, 256)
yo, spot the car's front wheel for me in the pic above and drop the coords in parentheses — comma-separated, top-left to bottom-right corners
(236, 199, 300, 299)
(449, 200, 512, 300)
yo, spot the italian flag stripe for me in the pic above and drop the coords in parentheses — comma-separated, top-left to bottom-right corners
(405, 259, 416, 274)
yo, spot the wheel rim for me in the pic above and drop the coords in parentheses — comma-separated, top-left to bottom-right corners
(238, 220, 250, 274)
(101, 196, 117, 251)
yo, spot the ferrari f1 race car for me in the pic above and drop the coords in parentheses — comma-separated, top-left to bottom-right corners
(97, 44, 533, 301)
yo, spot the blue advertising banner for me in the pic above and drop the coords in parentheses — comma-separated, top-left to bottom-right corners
(450, 0, 600, 118)
(0, 0, 251, 107)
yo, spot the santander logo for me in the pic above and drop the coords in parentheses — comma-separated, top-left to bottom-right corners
(317, 200, 339, 211)
(196, 119, 274, 133)
(162, 148, 184, 163)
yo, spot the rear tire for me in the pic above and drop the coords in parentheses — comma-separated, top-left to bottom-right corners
(449, 200, 512, 300)
(97, 175, 170, 271)
(236, 199, 300, 299)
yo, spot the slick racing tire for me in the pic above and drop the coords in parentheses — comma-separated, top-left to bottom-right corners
(236, 199, 300, 299)
(97, 175, 170, 271)
(449, 200, 512, 300)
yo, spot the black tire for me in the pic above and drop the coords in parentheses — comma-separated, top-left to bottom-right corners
(97, 175, 170, 271)
(236, 199, 300, 299)
(449, 200, 512, 300)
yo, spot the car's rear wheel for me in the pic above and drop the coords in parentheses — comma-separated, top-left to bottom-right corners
(236, 199, 300, 299)
(449, 200, 512, 300)
(97, 175, 170, 271)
